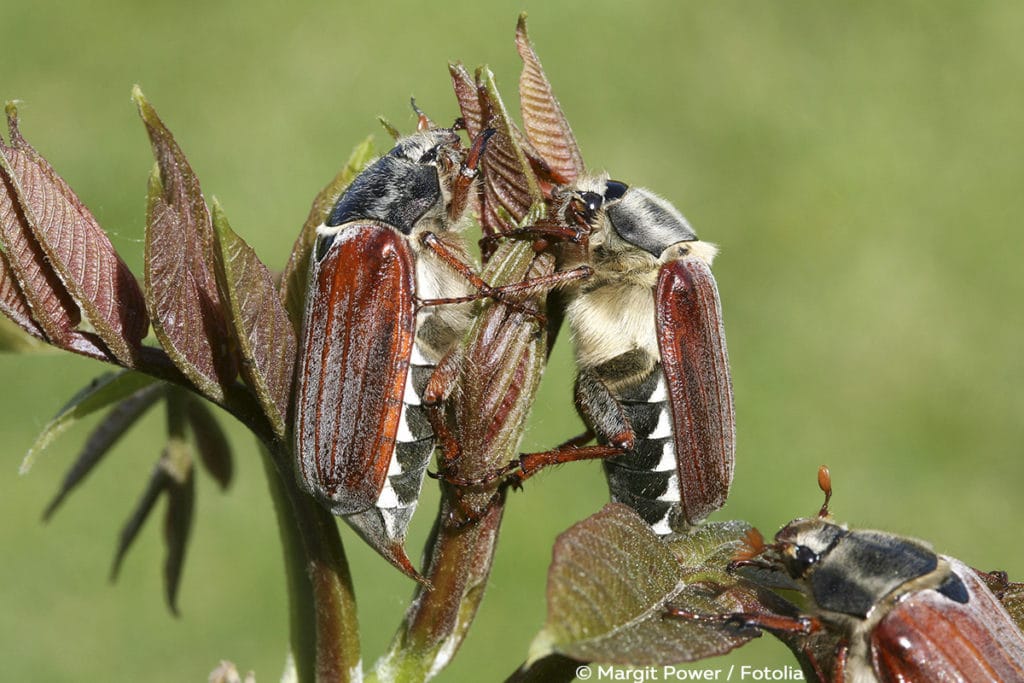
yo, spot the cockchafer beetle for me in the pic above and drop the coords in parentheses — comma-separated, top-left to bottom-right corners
(293, 113, 505, 579)
(466, 15, 735, 534)
(671, 466, 1024, 682)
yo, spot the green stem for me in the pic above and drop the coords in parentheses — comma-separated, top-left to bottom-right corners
(372, 481, 506, 683)
(262, 449, 318, 683)
(262, 442, 361, 682)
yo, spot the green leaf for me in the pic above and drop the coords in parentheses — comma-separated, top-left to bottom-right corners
(279, 136, 374, 335)
(110, 394, 196, 615)
(977, 569, 1024, 631)
(527, 505, 760, 668)
(999, 581, 1024, 630)
(43, 382, 165, 519)
(136, 86, 237, 401)
(184, 397, 233, 490)
(110, 460, 168, 583)
(20, 371, 158, 474)
(161, 450, 195, 615)
(210, 200, 295, 438)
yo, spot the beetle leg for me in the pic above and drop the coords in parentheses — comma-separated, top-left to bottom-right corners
(441, 431, 618, 489)
(447, 128, 495, 222)
(574, 368, 637, 450)
(440, 370, 637, 489)
(418, 231, 590, 325)
(478, 215, 587, 254)
(422, 346, 464, 474)
(831, 642, 848, 683)
(664, 607, 821, 638)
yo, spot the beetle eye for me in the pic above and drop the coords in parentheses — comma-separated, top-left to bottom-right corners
(604, 180, 628, 202)
(419, 147, 438, 164)
(574, 191, 603, 221)
(786, 545, 819, 578)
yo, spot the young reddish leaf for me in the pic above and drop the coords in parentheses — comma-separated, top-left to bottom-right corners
(20, 370, 158, 474)
(474, 68, 545, 237)
(280, 136, 374, 334)
(527, 504, 760, 668)
(0, 103, 149, 364)
(43, 382, 165, 520)
(449, 63, 484, 138)
(135, 87, 236, 401)
(184, 397, 232, 490)
(0, 247, 45, 341)
(210, 201, 295, 437)
(515, 14, 584, 184)
(0, 120, 109, 360)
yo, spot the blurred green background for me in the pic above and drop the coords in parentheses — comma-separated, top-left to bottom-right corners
(3, 1, 1023, 680)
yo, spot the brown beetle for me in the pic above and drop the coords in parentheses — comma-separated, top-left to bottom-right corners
(293, 119, 497, 579)
(698, 466, 1024, 681)
(468, 17, 736, 534)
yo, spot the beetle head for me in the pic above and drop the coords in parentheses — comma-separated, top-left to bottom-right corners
(567, 177, 711, 268)
(323, 128, 468, 239)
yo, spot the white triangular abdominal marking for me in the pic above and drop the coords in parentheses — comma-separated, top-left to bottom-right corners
(650, 514, 674, 536)
(402, 369, 421, 405)
(654, 441, 676, 472)
(409, 343, 431, 366)
(395, 406, 416, 443)
(648, 408, 673, 439)
(376, 477, 401, 509)
(648, 375, 668, 402)
(657, 472, 681, 502)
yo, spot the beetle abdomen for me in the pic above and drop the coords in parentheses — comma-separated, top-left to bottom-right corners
(356, 345, 438, 539)
(603, 368, 683, 535)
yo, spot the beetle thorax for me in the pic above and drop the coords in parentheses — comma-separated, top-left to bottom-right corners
(568, 278, 660, 370)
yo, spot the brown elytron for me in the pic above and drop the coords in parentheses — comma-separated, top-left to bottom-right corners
(296, 225, 415, 513)
(655, 258, 735, 525)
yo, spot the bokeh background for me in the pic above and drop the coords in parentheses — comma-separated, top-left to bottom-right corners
(3, 1, 1023, 680)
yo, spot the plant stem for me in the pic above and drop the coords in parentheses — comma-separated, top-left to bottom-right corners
(263, 440, 361, 682)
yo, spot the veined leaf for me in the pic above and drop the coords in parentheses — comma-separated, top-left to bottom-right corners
(0, 113, 108, 360)
(20, 370, 157, 474)
(136, 87, 236, 401)
(280, 136, 374, 334)
(211, 200, 295, 438)
(468, 68, 544, 238)
(515, 14, 584, 184)
(527, 505, 760, 668)
(0, 244, 45, 342)
(449, 63, 485, 139)
(0, 103, 149, 365)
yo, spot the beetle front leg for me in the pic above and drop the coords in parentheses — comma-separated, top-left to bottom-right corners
(446, 128, 494, 222)
(665, 609, 837, 683)
(422, 345, 464, 473)
(442, 369, 637, 489)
